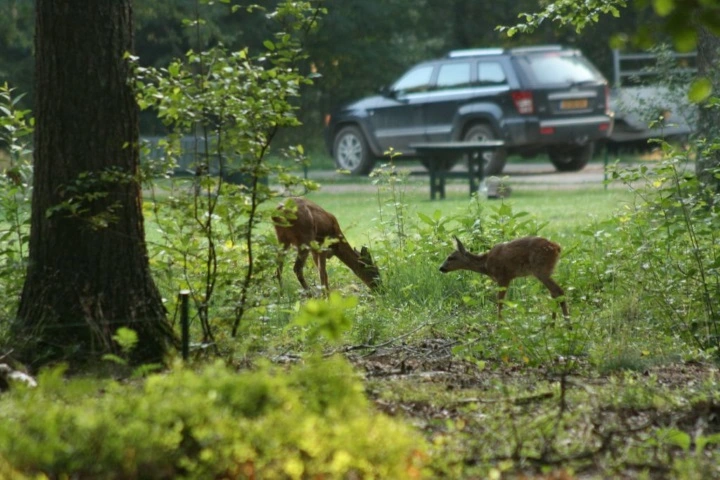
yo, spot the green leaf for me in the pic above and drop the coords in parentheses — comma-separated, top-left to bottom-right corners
(652, 0, 675, 16)
(659, 428, 691, 451)
(688, 77, 713, 103)
(263, 40, 276, 51)
(417, 212, 434, 226)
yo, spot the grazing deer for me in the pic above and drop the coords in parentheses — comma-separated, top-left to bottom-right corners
(273, 197, 380, 292)
(439, 236, 569, 319)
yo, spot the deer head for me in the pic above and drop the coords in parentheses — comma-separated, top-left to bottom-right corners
(356, 245, 381, 289)
(439, 236, 489, 275)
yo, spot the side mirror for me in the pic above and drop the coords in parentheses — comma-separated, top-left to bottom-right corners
(378, 85, 395, 98)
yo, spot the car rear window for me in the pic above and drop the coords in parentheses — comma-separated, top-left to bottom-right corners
(517, 53, 601, 85)
(478, 62, 506, 86)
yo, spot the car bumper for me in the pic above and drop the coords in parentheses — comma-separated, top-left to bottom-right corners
(504, 114, 614, 146)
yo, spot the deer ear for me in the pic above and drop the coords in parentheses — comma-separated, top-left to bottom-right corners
(360, 246, 375, 265)
(454, 236, 466, 253)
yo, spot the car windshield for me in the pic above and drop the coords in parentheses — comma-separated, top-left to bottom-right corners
(519, 53, 600, 85)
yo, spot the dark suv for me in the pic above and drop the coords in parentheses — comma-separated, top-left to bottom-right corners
(325, 45, 613, 175)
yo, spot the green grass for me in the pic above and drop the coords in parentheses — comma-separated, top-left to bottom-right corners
(302, 187, 633, 245)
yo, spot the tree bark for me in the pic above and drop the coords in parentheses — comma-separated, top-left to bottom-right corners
(695, 27, 720, 191)
(12, 0, 175, 368)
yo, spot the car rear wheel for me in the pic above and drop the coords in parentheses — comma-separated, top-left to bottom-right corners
(333, 126, 374, 175)
(548, 143, 593, 172)
(463, 124, 507, 176)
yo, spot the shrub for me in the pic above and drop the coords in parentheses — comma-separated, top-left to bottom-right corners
(0, 358, 427, 479)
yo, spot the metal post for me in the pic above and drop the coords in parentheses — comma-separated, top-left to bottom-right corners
(179, 290, 190, 361)
(604, 144, 609, 191)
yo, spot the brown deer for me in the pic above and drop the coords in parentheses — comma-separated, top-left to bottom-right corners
(439, 236, 569, 319)
(273, 197, 380, 292)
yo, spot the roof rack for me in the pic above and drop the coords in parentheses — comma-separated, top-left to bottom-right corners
(446, 48, 504, 58)
(509, 45, 566, 54)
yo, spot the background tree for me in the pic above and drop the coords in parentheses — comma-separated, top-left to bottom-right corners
(11, 0, 175, 368)
(0, 1, 34, 112)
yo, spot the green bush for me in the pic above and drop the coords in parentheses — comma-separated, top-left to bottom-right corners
(0, 358, 427, 479)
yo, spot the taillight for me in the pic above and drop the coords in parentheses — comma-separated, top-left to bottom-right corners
(324, 113, 332, 127)
(511, 90, 534, 115)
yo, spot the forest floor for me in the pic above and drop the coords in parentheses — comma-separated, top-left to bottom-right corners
(343, 338, 720, 478)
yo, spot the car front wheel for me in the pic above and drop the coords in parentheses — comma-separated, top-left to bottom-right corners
(548, 143, 593, 172)
(333, 126, 375, 175)
(463, 124, 508, 176)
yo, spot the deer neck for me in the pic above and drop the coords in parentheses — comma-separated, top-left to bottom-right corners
(332, 240, 372, 286)
(464, 251, 489, 275)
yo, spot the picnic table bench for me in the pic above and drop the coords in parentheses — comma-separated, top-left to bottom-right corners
(409, 141, 505, 200)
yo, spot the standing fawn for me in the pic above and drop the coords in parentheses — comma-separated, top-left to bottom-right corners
(273, 197, 381, 292)
(439, 236, 569, 319)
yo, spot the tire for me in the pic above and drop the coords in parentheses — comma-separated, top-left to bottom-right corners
(548, 143, 593, 172)
(333, 125, 374, 175)
(463, 124, 508, 176)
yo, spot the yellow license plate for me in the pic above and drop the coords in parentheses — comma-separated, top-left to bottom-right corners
(560, 99, 588, 109)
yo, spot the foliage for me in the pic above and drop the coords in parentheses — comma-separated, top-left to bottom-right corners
(0, 2, 34, 111)
(609, 145, 720, 354)
(370, 149, 411, 249)
(0, 84, 32, 326)
(499, 0, 626, 39)
(498, 0, 720, 53)
(292, 292, 358, 344)
(0, 357, 427, 479)
(135, 1, 322, 345)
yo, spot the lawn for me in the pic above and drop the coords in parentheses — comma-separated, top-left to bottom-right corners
(301, 185, 632, 244)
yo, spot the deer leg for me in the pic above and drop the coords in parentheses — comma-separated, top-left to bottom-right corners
(537, 276, 569, 320)
(276, 245, 289, 287)
(496, 280, 510, 320)
(314, 252, 330, 294)
(293, 247, 311, 290)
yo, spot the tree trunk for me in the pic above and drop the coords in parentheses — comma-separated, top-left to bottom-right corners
(13, 0, 176, 368)
(695, 27, 720, 191)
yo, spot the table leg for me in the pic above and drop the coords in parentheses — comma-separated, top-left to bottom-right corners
(429, 160, 438, 200)
(468, 152, 478, 195)
(439, 163, 446, 199)
(475, 149, 487, 196)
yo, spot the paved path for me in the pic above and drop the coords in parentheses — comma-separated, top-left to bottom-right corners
(305, 160, 623, 194)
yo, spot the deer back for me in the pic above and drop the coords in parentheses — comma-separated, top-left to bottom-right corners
(273, 197, 343, 248)
(485, 236, 561, 282)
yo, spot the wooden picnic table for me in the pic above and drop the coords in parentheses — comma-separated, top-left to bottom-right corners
(410, 141, 505, 200)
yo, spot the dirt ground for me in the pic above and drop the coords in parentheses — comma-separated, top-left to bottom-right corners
(340, 339, 720, 478)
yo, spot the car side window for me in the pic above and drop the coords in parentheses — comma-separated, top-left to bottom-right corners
(392, 65, 434, 94)
(478, 62, 507, 86)
(436, 62, 471, 90)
